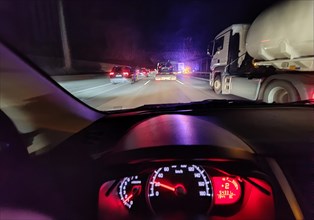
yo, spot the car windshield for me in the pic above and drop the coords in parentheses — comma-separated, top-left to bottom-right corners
(0, 2, 313, 219)
(112, 67, 123, 72)
(0, 0, 313, 112)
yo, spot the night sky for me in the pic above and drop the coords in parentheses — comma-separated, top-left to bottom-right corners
(65, 0, 282, 51)
(0, 0, 283, 65)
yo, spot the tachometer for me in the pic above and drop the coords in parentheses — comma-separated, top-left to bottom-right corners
(147, 164, 212, 215)
(118, 176, 142, 209)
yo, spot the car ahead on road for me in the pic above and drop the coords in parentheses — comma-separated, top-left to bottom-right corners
(140, 68, 149, 77)
(155, 62, 177, 80)
(109, 66, 138, 84)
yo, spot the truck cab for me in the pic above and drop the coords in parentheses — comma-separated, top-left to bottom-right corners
(209, 24, 252, 95)
(210, 25, 249, 72)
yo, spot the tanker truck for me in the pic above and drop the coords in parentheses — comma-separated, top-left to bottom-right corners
(208, 0, 314, 103)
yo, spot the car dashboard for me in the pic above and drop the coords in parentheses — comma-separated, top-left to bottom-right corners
(92, 113, 275, 219)
(98, 161, 274, 220)
(1, 105, 313, 220)
(67, 105, 310, 220)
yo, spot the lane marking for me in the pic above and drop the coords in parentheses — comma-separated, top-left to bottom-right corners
(96, 80, 151, 109)
(80, 83, 128, 100)
(176, 80, 184, 85)
(72, 83, 112, 94)
(144, 80, 151, 85)
(90, 78, 152, 103)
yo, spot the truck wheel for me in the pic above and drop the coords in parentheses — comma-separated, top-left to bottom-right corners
(263, 81, 300, 103)
(213, 75, 222, 94)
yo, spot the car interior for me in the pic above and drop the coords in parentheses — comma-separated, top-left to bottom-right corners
(0, 36, 313, 220)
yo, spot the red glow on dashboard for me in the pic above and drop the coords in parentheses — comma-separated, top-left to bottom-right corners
(156, 182, 176, 192)
(122, 193, 134, 204)
(154, 181, 187, 196)
(98, 182, 128, 220)
(212, 177, 241, 205)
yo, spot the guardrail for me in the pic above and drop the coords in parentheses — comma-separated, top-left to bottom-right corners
(27, 55, 119, 75)
(190, 72, 210, 81)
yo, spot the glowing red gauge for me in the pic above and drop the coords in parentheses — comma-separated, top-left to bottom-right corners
(212, 177, 241, 205)
(147, 164, 213, 215)
(118, 176, 142, 209)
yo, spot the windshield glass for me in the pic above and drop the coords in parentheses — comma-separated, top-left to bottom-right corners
(0, 0, 313, 111)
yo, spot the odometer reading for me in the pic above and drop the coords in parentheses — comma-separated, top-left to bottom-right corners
(212, 177, 242, 205)
(147, 164, 212, 215)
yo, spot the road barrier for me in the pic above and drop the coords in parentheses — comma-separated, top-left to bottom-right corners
(189, 72, 210, 81)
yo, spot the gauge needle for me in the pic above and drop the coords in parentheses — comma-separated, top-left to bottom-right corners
(122, 185, 141, 204)
(122, 193, 134, 204)
(157, 182, 176, 191)
(154, 182, 187, 195)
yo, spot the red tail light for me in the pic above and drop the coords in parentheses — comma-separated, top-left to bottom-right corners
(109, 72, 114, 76)
(123, 72, 129, 77)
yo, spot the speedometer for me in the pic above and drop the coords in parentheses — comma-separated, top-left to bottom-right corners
(147, 164, 213, 215)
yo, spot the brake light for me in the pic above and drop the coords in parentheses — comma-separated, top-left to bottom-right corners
(123, 72, 129, 77)
(109, 72, 114, 76)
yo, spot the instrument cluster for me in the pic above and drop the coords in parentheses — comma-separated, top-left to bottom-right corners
(98, 164, 274, 219)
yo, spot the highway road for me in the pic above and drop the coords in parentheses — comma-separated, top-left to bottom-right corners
(53, 73, 242, 111)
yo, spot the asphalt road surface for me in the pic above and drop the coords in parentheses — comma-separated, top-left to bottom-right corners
(53, 73, 242, 111)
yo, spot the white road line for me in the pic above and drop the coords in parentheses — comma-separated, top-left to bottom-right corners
(96, 81, 148, 109)
(176, 80, 184, 85)
(144, 80, 151, 85)
(71, 83, 112, 94)
(79, 83, 128, 100)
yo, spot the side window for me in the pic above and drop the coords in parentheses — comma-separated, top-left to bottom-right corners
(207, 41, 213, 55)
(228, 33, 240, 73)
(213, 37, 224, 55)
